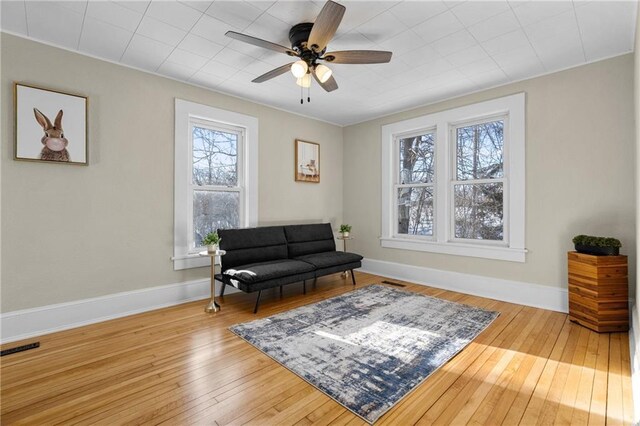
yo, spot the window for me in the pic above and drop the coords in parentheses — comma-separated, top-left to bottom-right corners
(190, 121, 242, 248)
(174, 99, 258, 270)
(452, 117, 505, 242)
(395, 131, 436, 237)
(381, 93, 525, 262)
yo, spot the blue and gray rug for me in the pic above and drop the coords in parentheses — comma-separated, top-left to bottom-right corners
(229, 284, 499, 424)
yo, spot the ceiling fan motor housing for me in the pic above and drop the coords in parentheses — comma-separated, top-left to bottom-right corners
(289, 23, 313, 50)
(289, 23, 325, 65)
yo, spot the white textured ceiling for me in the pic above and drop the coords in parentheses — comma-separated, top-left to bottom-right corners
(1, 0, 637, 125)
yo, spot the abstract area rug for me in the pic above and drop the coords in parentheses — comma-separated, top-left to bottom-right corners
(229, 284, 499, 424)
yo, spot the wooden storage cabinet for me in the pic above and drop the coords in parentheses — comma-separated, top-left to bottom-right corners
(568, 251, 628, 332)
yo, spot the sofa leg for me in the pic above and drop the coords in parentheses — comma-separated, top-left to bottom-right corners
(303, 280, 306, 295)
(220, 282, 227, 297)
(253, 290, 262, 314)
(313, 277, 317, 287)
(351, 270, 356, 286)
(280, 285, 283, 296)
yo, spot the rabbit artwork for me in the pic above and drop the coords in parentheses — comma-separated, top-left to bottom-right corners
(33, 108, 70, 162)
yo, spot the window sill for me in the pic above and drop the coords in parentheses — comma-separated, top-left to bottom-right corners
(380, 237, 527, 262)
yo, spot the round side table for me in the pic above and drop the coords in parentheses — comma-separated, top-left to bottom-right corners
(199, 250, 226, 313)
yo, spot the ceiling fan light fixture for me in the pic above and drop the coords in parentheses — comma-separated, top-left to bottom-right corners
(291, 60, 308, 78)
(296, 74, 312, 88)
(315, 64, 333, 83)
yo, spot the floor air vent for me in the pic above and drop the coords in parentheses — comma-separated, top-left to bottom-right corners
(381, 280, 406, 287)
(1, 342, 40, 357)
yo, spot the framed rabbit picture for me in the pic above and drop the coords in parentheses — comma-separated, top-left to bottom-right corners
(295, 139, 320, 183)
(14, 83, 88, 165)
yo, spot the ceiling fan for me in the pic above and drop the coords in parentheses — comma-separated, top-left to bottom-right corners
(225, 0, 393, 103)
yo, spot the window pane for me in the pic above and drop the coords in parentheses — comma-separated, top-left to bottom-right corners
(456, 120, 503, 180)
(454, 183, 503, 240)
(397, 187, 434, 236)
(192, 126, 238, 186)
(193, 190, 239, 247)
(399, 133, 435, 184)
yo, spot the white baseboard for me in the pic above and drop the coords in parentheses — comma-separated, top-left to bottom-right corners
(360, 258, 568, 313)
(0, 258, 603, 344)
(0, 278, 239, 344)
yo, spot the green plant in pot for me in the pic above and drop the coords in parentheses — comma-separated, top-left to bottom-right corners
(203, 232, 221, 253)
(572, 234, 621, 256)
(339, 224, 352, 238)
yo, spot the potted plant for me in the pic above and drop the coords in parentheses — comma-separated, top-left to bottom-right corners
(339, 224, 352, 238)
(203, 232, 221, 253)
(572, 234, 621, 256)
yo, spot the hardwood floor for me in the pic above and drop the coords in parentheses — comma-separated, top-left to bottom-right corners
(0, 272, 634, 425)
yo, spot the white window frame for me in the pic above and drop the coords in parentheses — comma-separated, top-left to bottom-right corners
(392, 128, 437, 241)
(187, 119, 245, 252)
(173, 99, 258, 270)
(381, 93, 526, 262)
(449, 113, 509, 246)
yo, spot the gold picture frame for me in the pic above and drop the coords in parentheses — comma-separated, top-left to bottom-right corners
(14, 82, 88, 165)
(295, 139, 320, 183)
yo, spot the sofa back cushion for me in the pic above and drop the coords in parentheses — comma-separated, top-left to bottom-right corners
(218, 226, 288, 272)
(284, 223, 336, 258)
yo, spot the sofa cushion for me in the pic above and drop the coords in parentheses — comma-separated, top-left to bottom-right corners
(284, 223, 336, 258)
(218, 226, 288, 271)
(223, 259, 315, 284)
(295, 251, 363, 269)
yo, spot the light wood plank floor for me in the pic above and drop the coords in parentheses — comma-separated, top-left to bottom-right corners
(1, 272, 634, 425)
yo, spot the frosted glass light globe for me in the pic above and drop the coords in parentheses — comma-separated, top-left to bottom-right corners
(315, 64, 333, 83)
(296, 74, 312, 88)
(291, 60, 308, 78)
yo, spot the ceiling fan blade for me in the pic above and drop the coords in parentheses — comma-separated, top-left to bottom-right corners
(323, 50, 393, 64)
(225, 31, 297, 56)
(308, 0, 346, 53)
(252, 63, 294, 83)
(312, 69, 338, 92)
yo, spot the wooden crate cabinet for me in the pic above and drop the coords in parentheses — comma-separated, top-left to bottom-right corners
(568, 251, 628, 332)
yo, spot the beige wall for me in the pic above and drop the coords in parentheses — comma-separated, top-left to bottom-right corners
(635, 5, 640, 329)
(344, 54, 636, 292)
(1, 33, 636, 312)
(0, 34, 344, 312)
(632, 6, 640, 421)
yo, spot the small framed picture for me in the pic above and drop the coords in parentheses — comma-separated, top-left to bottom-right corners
(295, 139, 320, 183)
(14, 83, 88, 165)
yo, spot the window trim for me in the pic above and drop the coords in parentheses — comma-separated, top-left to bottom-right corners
(380, 93, 526, 262)
(174, 99, 258, 270)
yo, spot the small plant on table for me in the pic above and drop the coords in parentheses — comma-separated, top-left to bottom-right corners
(203, 232, 222, 253)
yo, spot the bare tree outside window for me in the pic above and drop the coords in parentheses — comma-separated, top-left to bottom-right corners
(397, 133, 435, 236)
(192, 126, 237, 186)
(191, 125, 240, 247)
(454, 120, 504, 240)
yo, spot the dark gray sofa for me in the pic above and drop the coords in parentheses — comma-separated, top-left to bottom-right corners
(216, 223, 363, 312)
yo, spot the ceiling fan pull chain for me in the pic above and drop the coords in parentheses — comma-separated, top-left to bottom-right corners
(308, 85, 311, 103)
(300, 84, 304, 104)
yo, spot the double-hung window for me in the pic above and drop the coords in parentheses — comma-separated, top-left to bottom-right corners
(381, 93, 525, 262)
(395, 130, 436, 238)
(174, 99, 258, 270)
(190, 120, 242, 248)
(452, 116, 506, 243)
